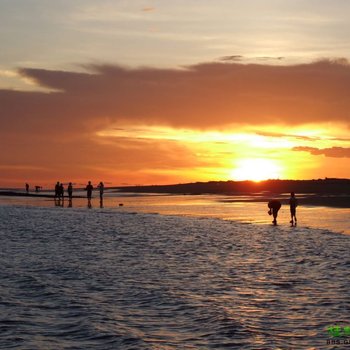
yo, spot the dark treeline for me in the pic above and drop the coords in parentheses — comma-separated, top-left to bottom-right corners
(116, 178, 350, 195)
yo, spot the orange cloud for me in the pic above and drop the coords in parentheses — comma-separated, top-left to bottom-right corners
(293, 146, 350, 158)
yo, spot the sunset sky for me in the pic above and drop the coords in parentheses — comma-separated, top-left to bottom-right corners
(1, 0, 350, 188)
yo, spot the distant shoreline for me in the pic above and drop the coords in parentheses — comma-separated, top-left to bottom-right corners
(113, 179, 350, 208)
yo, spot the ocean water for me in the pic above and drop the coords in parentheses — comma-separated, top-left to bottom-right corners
(0, 195, 350, 349)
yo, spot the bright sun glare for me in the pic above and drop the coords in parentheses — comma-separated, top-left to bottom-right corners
(230, 158, 282, 182)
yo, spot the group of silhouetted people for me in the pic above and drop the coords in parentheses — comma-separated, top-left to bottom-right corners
(268, 192, 298, 226)
(85, 181, 104, 200)
(85, 181, 104, 208)
(53, 181, 105, 208)
(55, 182, 69, 200)
(54, 181, 74, 207)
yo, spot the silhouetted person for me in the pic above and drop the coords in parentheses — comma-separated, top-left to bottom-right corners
(268, 200, 282, 225)
(289, 192, 298, 226)
(54, 181, 60, 199)
(68, 182, 73, 200)
(98, 181, 104, 200)
(59, 183, 64, 201)
(85, 181, 93, 202)
(67, 182, 73, 207)
(25, 183, 29, 194)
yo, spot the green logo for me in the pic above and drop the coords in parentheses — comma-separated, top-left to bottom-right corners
(327, 325, 350, 338)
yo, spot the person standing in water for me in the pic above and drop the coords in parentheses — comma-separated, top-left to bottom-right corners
(97, 181, 104, 208)
(98, 182, 104, 200)
(289, 192, 298, 226)
(54, 181, 60, 199)
(85, 181, 93, 203)
(25, 183, 29, 194)
(59, 183, 64, 201)
(67, 182, 73, 200)
(268, 200, 282, 226)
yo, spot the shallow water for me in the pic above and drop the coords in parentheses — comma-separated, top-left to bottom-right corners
(1, 191, 349, 234)
(0, 196, 350, 349)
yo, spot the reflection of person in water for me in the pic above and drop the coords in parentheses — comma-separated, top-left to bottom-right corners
(268, 200, 282, 225)
(289, 192, 298, 226)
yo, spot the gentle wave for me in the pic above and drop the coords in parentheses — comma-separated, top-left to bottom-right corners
(0, 205, 349, 349)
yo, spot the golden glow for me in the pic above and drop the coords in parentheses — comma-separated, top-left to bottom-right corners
(230, 158, 282, 182)
(92, 123, 350, 185)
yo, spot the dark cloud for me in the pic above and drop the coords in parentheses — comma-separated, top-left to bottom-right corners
(256, 56, 284, 61)
(293, 146, 350, 158)
(219, 55, 284, 62)
(219, 55, 243, 61)
(1, 59, 350, 139)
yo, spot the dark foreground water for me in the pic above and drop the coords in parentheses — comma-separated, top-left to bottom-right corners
(0, 204, 349, 349)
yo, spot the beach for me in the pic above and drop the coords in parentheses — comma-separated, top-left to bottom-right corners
(0, 194, 349, 349)
(2, 1, 350, 349)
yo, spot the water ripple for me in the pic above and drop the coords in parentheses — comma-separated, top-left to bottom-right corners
(0, 205, 349, 349)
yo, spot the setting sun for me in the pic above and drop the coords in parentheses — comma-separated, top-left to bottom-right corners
(230, 158, 282, 182)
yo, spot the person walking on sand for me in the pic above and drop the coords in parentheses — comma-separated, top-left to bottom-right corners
(268, 199, 282, 226)
(85, 181, 93, 201)
(25, 183, 29, 194)
(289, 192, 298, 226)
(98, 181, 104, 200)
(68, 182, 73, 200)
